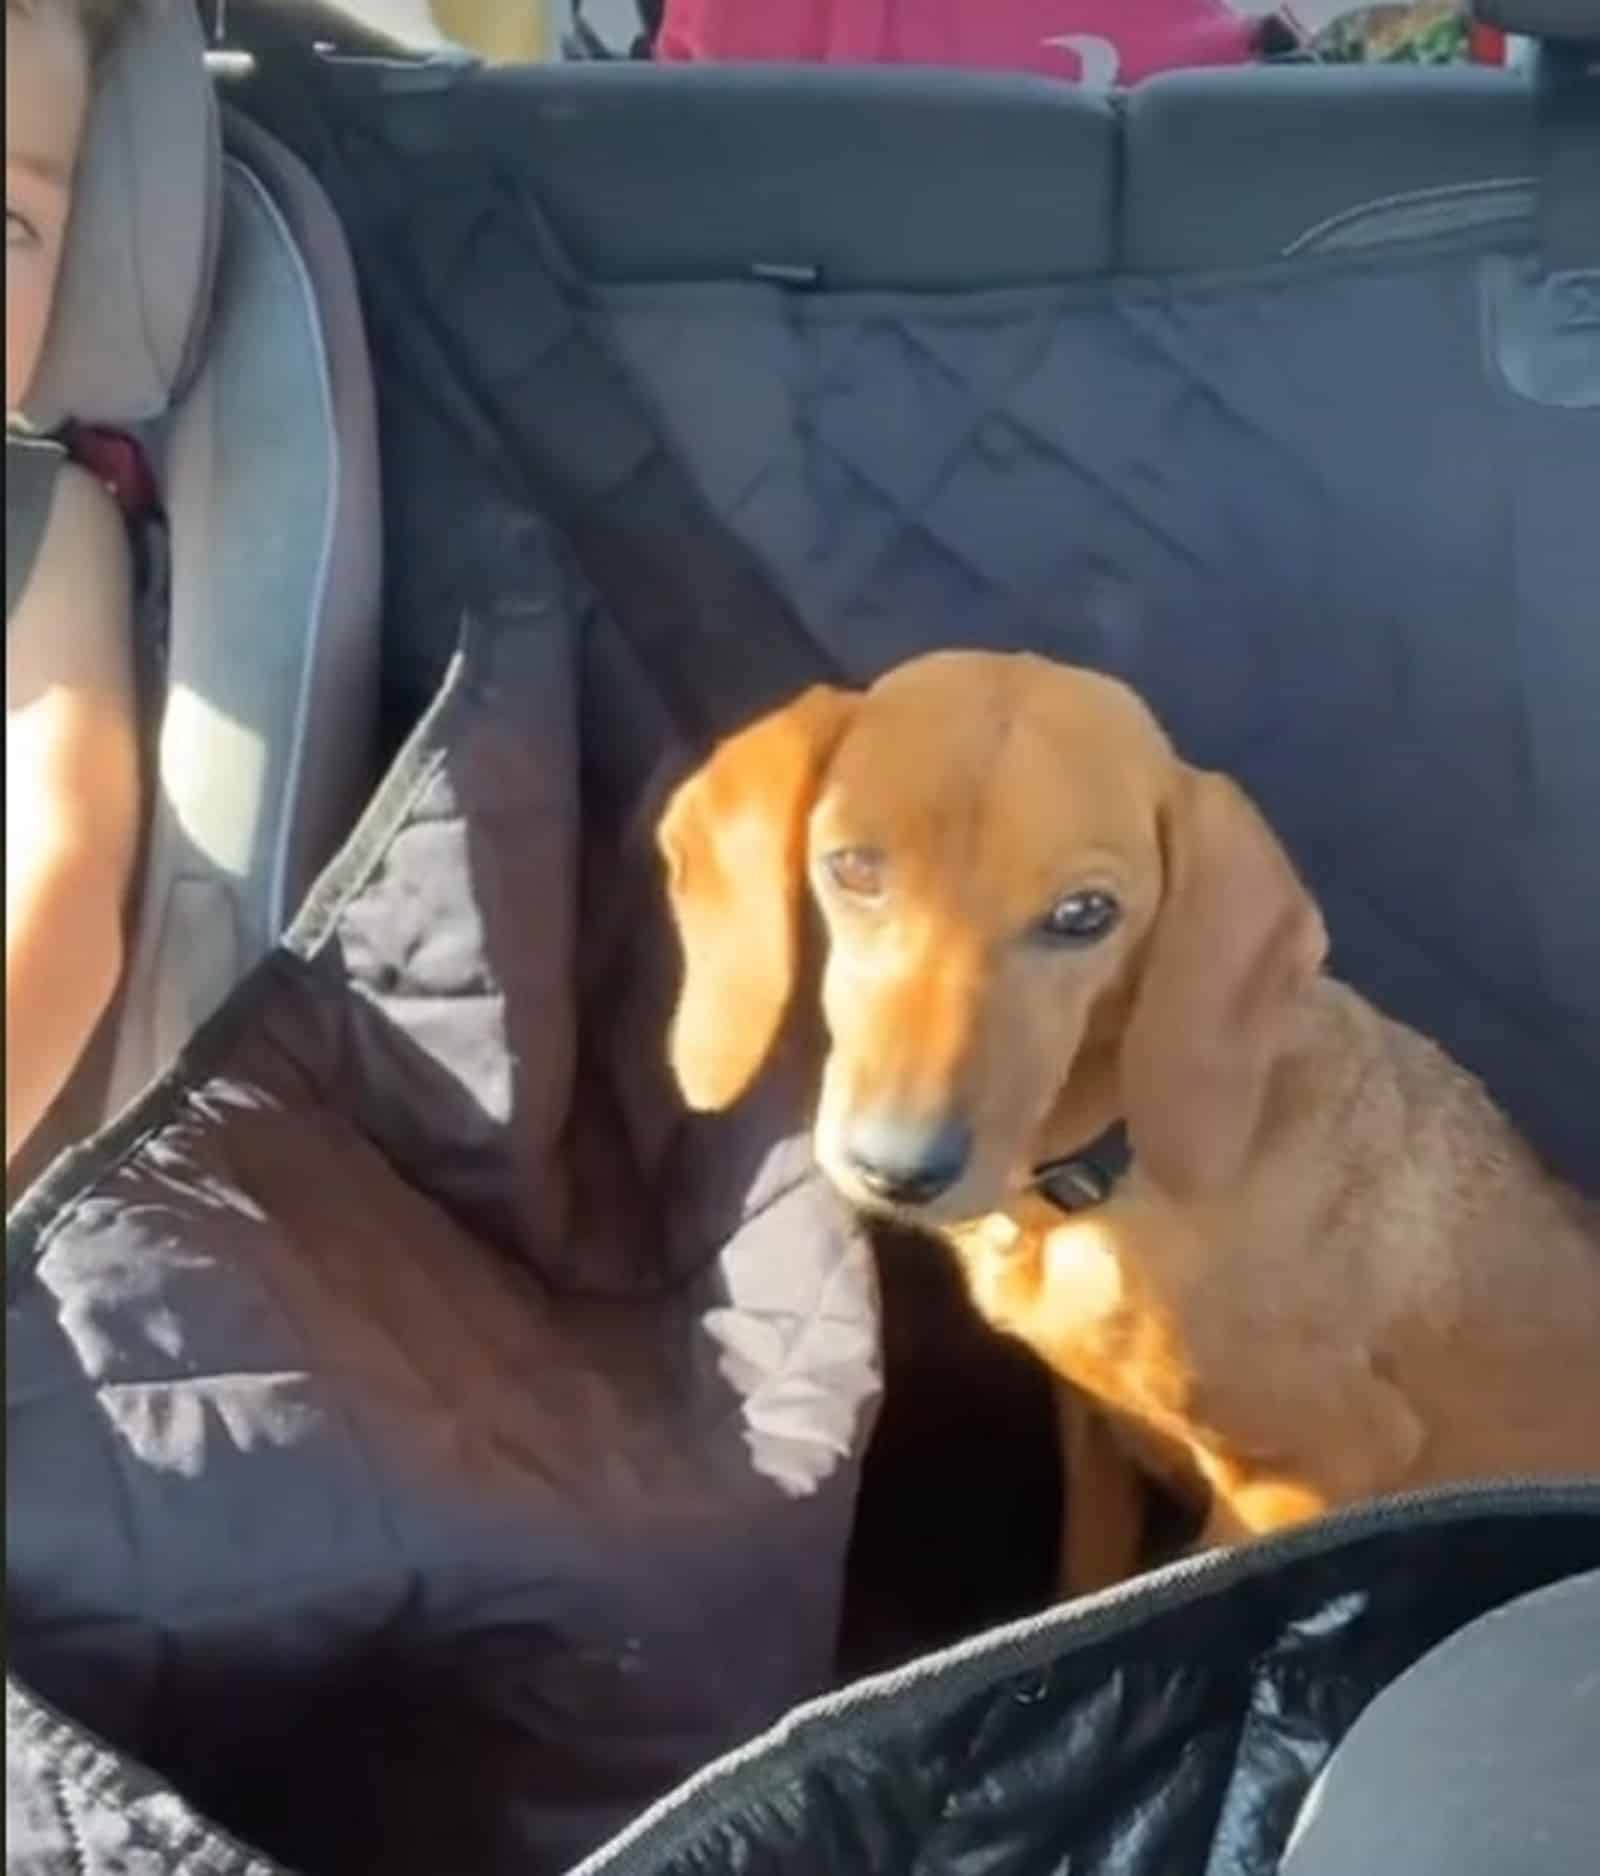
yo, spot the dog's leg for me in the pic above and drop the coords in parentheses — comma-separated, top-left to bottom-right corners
(1188, 1355, 1426, 1552)
(1189, 1477, 1328, 1556)
(1055, 1385, 1150, 1598)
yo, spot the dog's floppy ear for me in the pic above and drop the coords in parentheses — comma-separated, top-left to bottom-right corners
(1122, 768, 1327, 1197)
(657, 685, 858, 1111)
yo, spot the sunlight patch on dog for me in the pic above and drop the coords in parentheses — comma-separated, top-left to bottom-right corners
(1042, 1215, 1126, 1321)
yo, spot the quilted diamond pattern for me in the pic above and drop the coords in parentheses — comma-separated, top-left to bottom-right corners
(600, 249, 1600, 1184)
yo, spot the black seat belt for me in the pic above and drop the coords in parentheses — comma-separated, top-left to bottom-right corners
(229, 27, 838, 803)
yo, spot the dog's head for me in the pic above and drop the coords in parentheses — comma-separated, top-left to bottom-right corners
(658, 651, 1325, 1220)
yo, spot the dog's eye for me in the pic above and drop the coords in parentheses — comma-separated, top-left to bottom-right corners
(1038, 889, 1121, 946)
(822, 846, 886, 898)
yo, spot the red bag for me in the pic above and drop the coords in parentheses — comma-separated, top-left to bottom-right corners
(654, 0, 1262, 87)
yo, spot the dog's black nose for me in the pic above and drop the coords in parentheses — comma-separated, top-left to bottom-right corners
(846, 1115, 973, 1207)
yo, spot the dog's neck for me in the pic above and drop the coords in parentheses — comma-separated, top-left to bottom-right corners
(1004, 1024, 1132, 1216)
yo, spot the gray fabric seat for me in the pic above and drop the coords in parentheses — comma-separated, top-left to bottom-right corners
(1281, 1567, 1600, 1876)
(15, 0, 380, 1161)
(468, 56, 1539, 286)
(480, 62, 1117, 288)
(1123, 63, 1539, 271)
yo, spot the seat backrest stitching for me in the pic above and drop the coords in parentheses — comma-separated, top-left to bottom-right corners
(1283, 175, 1537, 257)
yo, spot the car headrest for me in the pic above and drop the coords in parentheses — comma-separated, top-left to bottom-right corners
(23, 0, 221, 431)
(1473, 0, 1600, 39)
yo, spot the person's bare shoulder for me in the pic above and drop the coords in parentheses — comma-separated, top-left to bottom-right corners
(6, 461, 135, 712)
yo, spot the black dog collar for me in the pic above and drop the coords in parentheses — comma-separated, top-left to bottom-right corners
(1031, 1123, 1131, 1214)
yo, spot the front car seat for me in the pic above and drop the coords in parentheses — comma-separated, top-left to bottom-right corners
(17, 0, 382, 1178)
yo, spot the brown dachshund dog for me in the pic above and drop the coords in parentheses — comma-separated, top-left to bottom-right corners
(657, 650, 1600, 1593)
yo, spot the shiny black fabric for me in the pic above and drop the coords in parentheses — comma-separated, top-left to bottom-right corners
(575, 1492, 1600, 1876)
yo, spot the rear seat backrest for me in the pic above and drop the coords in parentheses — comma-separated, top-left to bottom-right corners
(1477, 0, 1600, 30)
(463, 28, 1591, 1175)
(1121, 63, 1537, 271)
(22, 0, 381, 1135)
(492, 63, 1118, 286)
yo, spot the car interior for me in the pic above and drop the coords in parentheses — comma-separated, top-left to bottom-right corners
(6, 3, 1598, 1874)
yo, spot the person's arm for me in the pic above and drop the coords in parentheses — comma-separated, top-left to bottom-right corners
(6, 462, 140, 1172)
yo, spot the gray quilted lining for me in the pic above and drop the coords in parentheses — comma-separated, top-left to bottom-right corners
(7, 606, 879, 1876)
(1285, 179, 1536, 256)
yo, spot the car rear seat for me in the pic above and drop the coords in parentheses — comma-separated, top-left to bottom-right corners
(1122, 62, 1538, 271)
(436, 37, 1543, 287)
(212, 9, 1597, 1178)
(482, 61, 1118, 287)
(1114, 5, 1599, 1160)
(3, 9, 1593, 1873)
(360, 5, 1590, 1181)
(18, 0, 381, 1162)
